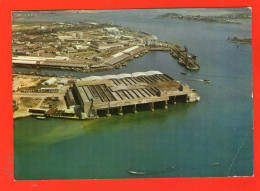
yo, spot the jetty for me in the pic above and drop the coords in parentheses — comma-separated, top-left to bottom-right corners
(146, 44, 200, 71)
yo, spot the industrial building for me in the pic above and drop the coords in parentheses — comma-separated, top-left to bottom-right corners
(42, 77, 57, 85)
(103, 27, 122, 35)
(89, 42, 124, 51)
(13, 56, 69, 62)
(146, 35, 158, 46)
(67, 71, 200, 119)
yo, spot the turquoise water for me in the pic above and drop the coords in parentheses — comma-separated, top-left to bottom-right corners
(14, 9, 253, 180)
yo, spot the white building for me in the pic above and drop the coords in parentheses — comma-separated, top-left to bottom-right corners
(66, 47, 76, 53)
(90, 42, 123, 51)
(13, 56, 69, 62)
(58, 35, 72, 41)
(42, 77, 57, 85)
(146, 35, 158, 46)
(73, 45, 83, 50)
(103, 27, 122, 35)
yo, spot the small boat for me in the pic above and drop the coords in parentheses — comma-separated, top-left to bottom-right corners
(192, 78, 210, 83)
(211, 162, 220, 166)
(36, 116, 46, 120)
(128, 166, 174, 175)
(128, 170, 153, 175)
(181, 72, 191, 75)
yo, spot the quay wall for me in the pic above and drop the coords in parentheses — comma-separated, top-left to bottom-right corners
(12, 43, 199, 72)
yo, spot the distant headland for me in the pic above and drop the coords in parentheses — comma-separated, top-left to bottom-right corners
(155, 11, 251, 24)
(226, 36, 252, 44)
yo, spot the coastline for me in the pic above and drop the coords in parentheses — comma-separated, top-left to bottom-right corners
(12, 9, 253, 180)
(155, 11, 251, 24)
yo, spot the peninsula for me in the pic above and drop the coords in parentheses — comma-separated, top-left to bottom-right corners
(12, 19, 200, 120)
(12, 21, 199, 72)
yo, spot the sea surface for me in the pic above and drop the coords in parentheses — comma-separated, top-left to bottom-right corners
(13, 9, 253, 180)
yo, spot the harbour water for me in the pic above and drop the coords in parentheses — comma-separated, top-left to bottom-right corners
(13, 9, 253, 180)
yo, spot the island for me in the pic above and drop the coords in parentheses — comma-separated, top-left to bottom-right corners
(155, 11, 251, 24)
(226, 36, 252, 44)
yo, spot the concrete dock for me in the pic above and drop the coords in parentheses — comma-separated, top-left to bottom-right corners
(13, 71, 200, 120)
(68, 71, 200, 119)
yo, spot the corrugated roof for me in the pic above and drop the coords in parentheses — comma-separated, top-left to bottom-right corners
(83, 76, 103, 81)
(13, 56, 69, 61)
(123, 46, 139, 53)
(145, 71, 162, 76)
(43, 77, 57, 85)
(102, 75, 117, 79)
(112, 52, 124, 58)
(12, 60, 37, 64)
(132, 72, 147, 77)
(116, 73, 132, 78)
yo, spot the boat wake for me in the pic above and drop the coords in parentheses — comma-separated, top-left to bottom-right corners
(188, 78, 211, 83)
(128, 166, 174, 175)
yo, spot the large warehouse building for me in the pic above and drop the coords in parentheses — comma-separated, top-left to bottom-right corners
(67, 71, 200, 119)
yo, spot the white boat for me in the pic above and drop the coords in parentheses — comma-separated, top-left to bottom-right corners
(36, 116, 46, 120)
(128, 166, 174, 175)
